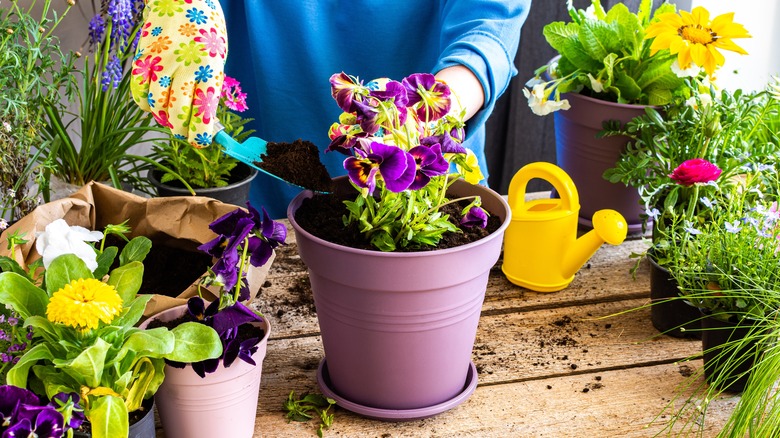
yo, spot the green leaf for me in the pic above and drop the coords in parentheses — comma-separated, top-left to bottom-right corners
(33, 366, 81, 400)
(543, 22, 601, 73)
(22, 316, 62, 345)
(0, 255, 30, 278)
(6, 344, 54, 388)
(113, 295, 152, 328)
(0, 272, 49, 318)
(89, 395, 129, 438)
(119, 236, 152, 266)
(168, 322, 223, 362)
(93, 246, 118, 280)
(107, 261, 144, 304)
(579, 20, 617, 62)
(65, 337, 111, 388)
(119, 327, 175, 359)
(124, 357, 157, 413)
(45, 254, 93, 296)
(612, 70, 642, 103)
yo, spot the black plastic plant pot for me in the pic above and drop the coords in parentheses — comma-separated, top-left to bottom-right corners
(648, 254, 702, 339)
(700, 311, 762, 394)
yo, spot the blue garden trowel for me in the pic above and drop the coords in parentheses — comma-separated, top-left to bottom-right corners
(213, 122, 331, 192)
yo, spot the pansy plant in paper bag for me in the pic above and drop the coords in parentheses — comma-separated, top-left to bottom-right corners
(159, 202, 286, 378)
(0, 220, 222, 438)
(326, 72, 489, 251)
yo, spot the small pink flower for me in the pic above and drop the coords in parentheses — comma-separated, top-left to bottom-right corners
(669, 159, 722, 186)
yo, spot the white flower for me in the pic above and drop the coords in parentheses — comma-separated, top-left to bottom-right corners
(587, 73, 604, 93)
(523, 83, 570, 116)
(0, 219, 7, 231)
(724, 221, 742, 233)
(35, 219, 103, 271)
(583, 4, 598, 20)
(685, 93, 712, 110)
(2, 121, 10, 133)
(671, 60, 702, 78)
(645, 207, 660, 221)
(699, 197, 715, 209)
(769, 76, 780, 99)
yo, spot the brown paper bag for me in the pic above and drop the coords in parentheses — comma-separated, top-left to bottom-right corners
(0, 181, 273, 316)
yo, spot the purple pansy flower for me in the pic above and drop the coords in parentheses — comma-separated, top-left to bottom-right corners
(50, 393, 84, 431)
(329, 72, 367, 113)
(461, 206, 488, 229)
(176, 298, 264, 377)
(407, 144, 449, 190)
(344, 142, 416, 195)
(402, 73, 451, 122)
(245, 204, 287, 269)
(326, 123, 367, 154)
(420, 134, 467, 155)
(6, 405, 65, 438)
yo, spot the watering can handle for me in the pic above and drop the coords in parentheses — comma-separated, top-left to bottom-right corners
(506, 162, 579, 212)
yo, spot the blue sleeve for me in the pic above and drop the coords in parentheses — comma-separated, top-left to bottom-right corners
(434, 0, 531, 134)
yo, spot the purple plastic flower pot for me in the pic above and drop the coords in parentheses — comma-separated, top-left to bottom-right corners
(140, 305, 270, 438)
(287, 177, 510, 416)
(553, 92, 651, 233)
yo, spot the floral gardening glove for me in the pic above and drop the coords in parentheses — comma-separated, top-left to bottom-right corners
(131, 0, 227, 147)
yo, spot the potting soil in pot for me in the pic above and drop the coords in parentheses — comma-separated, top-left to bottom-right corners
(294, 192, 502, 251)
(256, 139, 334, 192)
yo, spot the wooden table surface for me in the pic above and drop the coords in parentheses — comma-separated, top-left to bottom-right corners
(230, 216, 740, 438)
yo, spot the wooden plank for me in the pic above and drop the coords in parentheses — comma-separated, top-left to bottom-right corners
(256, 238, 654, 340)
(254, 354, 736, 437)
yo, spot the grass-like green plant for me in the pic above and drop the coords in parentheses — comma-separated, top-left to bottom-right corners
(40, 3, 178, 198)
(0, 0, 76, 220)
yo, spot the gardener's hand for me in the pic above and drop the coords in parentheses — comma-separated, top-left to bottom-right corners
(131, 0, 227, 147)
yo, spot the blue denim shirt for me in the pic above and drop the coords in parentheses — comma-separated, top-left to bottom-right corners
(222, 0, 531, 218)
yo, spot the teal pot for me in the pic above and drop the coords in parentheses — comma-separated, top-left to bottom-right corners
(648, 252, 701, 339)
(140, 305, 270, 438)
(553, 91, 650, 233)
(701, 310, 763, 393)
(147, 162, 258, 206)
(72, 398, 156, 438)
(287, 177, 510, 418)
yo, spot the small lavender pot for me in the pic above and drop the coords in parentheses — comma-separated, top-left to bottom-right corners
(288, 177, 510, 417)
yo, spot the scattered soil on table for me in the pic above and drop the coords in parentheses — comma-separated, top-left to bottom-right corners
(105, 235, 212, 297)
(256, 139, 334, 192)
(294, 192, 502, 251)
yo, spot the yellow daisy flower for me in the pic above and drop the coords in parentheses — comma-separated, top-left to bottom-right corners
(645, 6, 750, 76)
(47, 279, 124, 331)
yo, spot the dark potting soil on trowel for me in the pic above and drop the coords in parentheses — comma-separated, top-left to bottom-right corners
(256, 139, 334, 192)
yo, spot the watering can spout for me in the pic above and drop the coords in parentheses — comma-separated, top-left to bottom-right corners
(562, 209, 628, 279)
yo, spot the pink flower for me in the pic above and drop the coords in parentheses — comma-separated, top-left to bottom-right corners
(193, 87, 220, 124)
(221, 76, 248, 112)
(669, 159, 722, 186)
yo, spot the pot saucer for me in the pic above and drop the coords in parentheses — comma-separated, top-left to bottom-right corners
(316, 359, 478, 422)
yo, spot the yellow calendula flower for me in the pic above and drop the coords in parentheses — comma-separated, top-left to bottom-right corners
(645, 6, 751, 76)
(47, 279, 124, 331)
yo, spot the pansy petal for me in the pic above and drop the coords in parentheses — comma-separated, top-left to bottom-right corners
(384, 152, 417, 192)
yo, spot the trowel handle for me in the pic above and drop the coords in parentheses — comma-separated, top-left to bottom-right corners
(506, 162, 579, 212)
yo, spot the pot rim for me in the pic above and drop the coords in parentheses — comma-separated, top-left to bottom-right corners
(287, 178, 511, 258)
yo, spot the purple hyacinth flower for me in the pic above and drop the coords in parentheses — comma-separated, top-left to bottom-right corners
(402, 73, 451, 122)
(344, 142, 415, 195)
(407, 144, 449, 190)
(461, 206, 489, 229)
(421, 134, 467, 155)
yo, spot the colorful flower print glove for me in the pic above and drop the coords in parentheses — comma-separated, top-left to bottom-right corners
(131, 0, 227, 147)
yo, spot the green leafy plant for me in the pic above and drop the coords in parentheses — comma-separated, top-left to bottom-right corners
(0, 0, 76, 220)
(0, 221, 222, 438)
(327, 72, 489, 251)
(41, 1, 176, 198)
(149, 76, 254, 189)
(283, 390, 336, 438)
(603, 82, 780, 254)
(528, 0, 683, 111)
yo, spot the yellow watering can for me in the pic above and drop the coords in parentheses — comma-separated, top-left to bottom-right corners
(501, 162, 628, 292)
